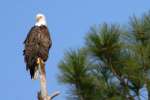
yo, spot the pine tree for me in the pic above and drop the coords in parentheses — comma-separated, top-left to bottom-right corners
(58, 11, 150, 100)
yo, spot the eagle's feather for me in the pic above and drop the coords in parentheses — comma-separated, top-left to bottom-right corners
(23, 25, 52, 79)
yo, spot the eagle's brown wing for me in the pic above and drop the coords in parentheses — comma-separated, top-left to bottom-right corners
(23, 25, 52, 79)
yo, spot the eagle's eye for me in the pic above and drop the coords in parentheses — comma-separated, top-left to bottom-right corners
(37, 16, 43, 22)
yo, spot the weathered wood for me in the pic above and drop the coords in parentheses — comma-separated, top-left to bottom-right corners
(37, 58, 60, 100)
(37, 57, 48, 100)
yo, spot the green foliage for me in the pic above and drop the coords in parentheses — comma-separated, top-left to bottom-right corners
(87, 24, 121, 62)
(85, 24, 122, 62)
(58, 49, 101, 100)
(127, 12, 150, 96)
(129, 13, 150, 44)
(58, 11, 150, 100)
(58, 49, 91, 84)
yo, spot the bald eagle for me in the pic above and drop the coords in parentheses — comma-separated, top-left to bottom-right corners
(23, 14, 52, 79)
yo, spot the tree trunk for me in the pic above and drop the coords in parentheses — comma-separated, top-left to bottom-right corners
(37, 58, 60, 100)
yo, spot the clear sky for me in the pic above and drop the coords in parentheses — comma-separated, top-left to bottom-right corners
(0, 0, 149, 100)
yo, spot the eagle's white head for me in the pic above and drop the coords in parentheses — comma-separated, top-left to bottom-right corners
(35, 13, 47, 26)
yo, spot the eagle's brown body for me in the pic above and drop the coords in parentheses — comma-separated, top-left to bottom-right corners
(23, 25, 52, 79)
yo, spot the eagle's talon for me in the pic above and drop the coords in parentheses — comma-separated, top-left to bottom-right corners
(37, 58, 40, 65)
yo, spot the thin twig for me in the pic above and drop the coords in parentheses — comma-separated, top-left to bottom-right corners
(49, 91, 60, 100)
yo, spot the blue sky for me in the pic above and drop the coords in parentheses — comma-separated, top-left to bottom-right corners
(0, 0, 149, 100)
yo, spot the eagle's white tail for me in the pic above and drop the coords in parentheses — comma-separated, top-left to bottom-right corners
(33, 70, 39, 80)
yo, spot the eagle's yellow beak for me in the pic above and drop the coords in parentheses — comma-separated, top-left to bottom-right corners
(36, 16, 43, 22)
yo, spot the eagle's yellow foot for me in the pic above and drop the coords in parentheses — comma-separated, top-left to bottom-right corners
(37, 57, 41, 65)
(37, 57, 44, 65)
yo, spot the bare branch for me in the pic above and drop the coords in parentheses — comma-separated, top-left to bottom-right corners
(49, 91, 60, 100)
(37, 58, 60, 100)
